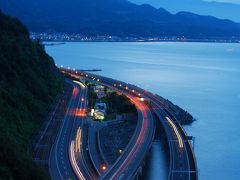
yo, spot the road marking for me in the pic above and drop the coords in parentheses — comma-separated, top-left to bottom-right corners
(52, 84, 76, 180)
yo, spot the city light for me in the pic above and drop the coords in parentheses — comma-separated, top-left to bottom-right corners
(90, 109, 95, 116)
(140, 97, 144, 102)
(119, 149, 122, 154)
(75, 108, 87, 117)
(101, 165, 107, 171)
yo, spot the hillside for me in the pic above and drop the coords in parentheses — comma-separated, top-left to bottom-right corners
(1, 0, 240, 39)
(0, 11, 62, 179)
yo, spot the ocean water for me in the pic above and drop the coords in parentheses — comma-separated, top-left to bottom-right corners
(46, 42, 240, 180)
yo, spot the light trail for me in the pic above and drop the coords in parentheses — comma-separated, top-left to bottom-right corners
(75, 108, 87, 117)
(73, 80, 86, 88)
(69, 141, 85, 180)
(111, 96, 149, 179)
(166, 117, 184, 149)
(72, 87, 79, 98)
(75, 127, 82, 153)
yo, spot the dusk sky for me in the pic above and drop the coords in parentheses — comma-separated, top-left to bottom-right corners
(208, 0, 240, 3)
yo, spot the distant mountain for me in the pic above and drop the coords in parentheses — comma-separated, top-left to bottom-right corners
(131, 0, 240, 22)
(1, 0, 240, 40)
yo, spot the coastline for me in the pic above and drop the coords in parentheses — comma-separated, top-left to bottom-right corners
(40, 39, 240, 44)
(32, 33, 240, 44)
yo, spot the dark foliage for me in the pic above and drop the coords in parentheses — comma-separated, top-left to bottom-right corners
(104, 92, 137, 114)
(0, 11, 62, 179)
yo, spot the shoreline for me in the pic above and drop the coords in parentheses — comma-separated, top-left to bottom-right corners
(40, 39, 240, 44)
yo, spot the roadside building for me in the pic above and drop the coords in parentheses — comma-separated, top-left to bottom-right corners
(94, 85, 106, 98)
(93, 103, 107, 120)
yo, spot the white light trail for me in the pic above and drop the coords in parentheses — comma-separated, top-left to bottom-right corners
(166, 117, 184, 149)
(73, 80, 86, 88)
(69, 141, 85, 180)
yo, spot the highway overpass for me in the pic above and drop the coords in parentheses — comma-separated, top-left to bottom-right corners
(56, 68, 198, 180)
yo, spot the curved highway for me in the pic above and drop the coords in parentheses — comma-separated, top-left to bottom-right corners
(102, 96, 154, 180)
(132, 88, 198, 180)
(61, 69, 156, 179)
(49, 80, 94, 180)
(60, 68, 198, 180)
(84, 75, 155, 180)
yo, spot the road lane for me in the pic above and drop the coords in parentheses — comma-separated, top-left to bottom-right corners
(49, 80, 87, 180)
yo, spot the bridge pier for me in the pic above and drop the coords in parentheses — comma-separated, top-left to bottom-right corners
(133, 146, 153, 179)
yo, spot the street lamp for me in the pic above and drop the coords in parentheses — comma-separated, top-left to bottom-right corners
(101, 165, 107, 171)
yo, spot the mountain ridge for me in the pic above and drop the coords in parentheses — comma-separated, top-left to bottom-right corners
(131, 0, 240, 22)
(1, 0, 240, 40)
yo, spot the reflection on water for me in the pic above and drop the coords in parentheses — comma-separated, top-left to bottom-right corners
(142, 141, 168, 180)
(46, 42, 240, 180)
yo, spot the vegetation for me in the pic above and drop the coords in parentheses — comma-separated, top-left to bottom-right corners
(0, 11, 62, 179)
(101, 92, 137, 115)
(86, 83, 137, 120)
(87, 83, 98, 109)
(98, 91, 137, 121)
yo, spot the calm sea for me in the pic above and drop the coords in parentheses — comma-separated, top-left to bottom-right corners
(46, 42, 240, 180)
